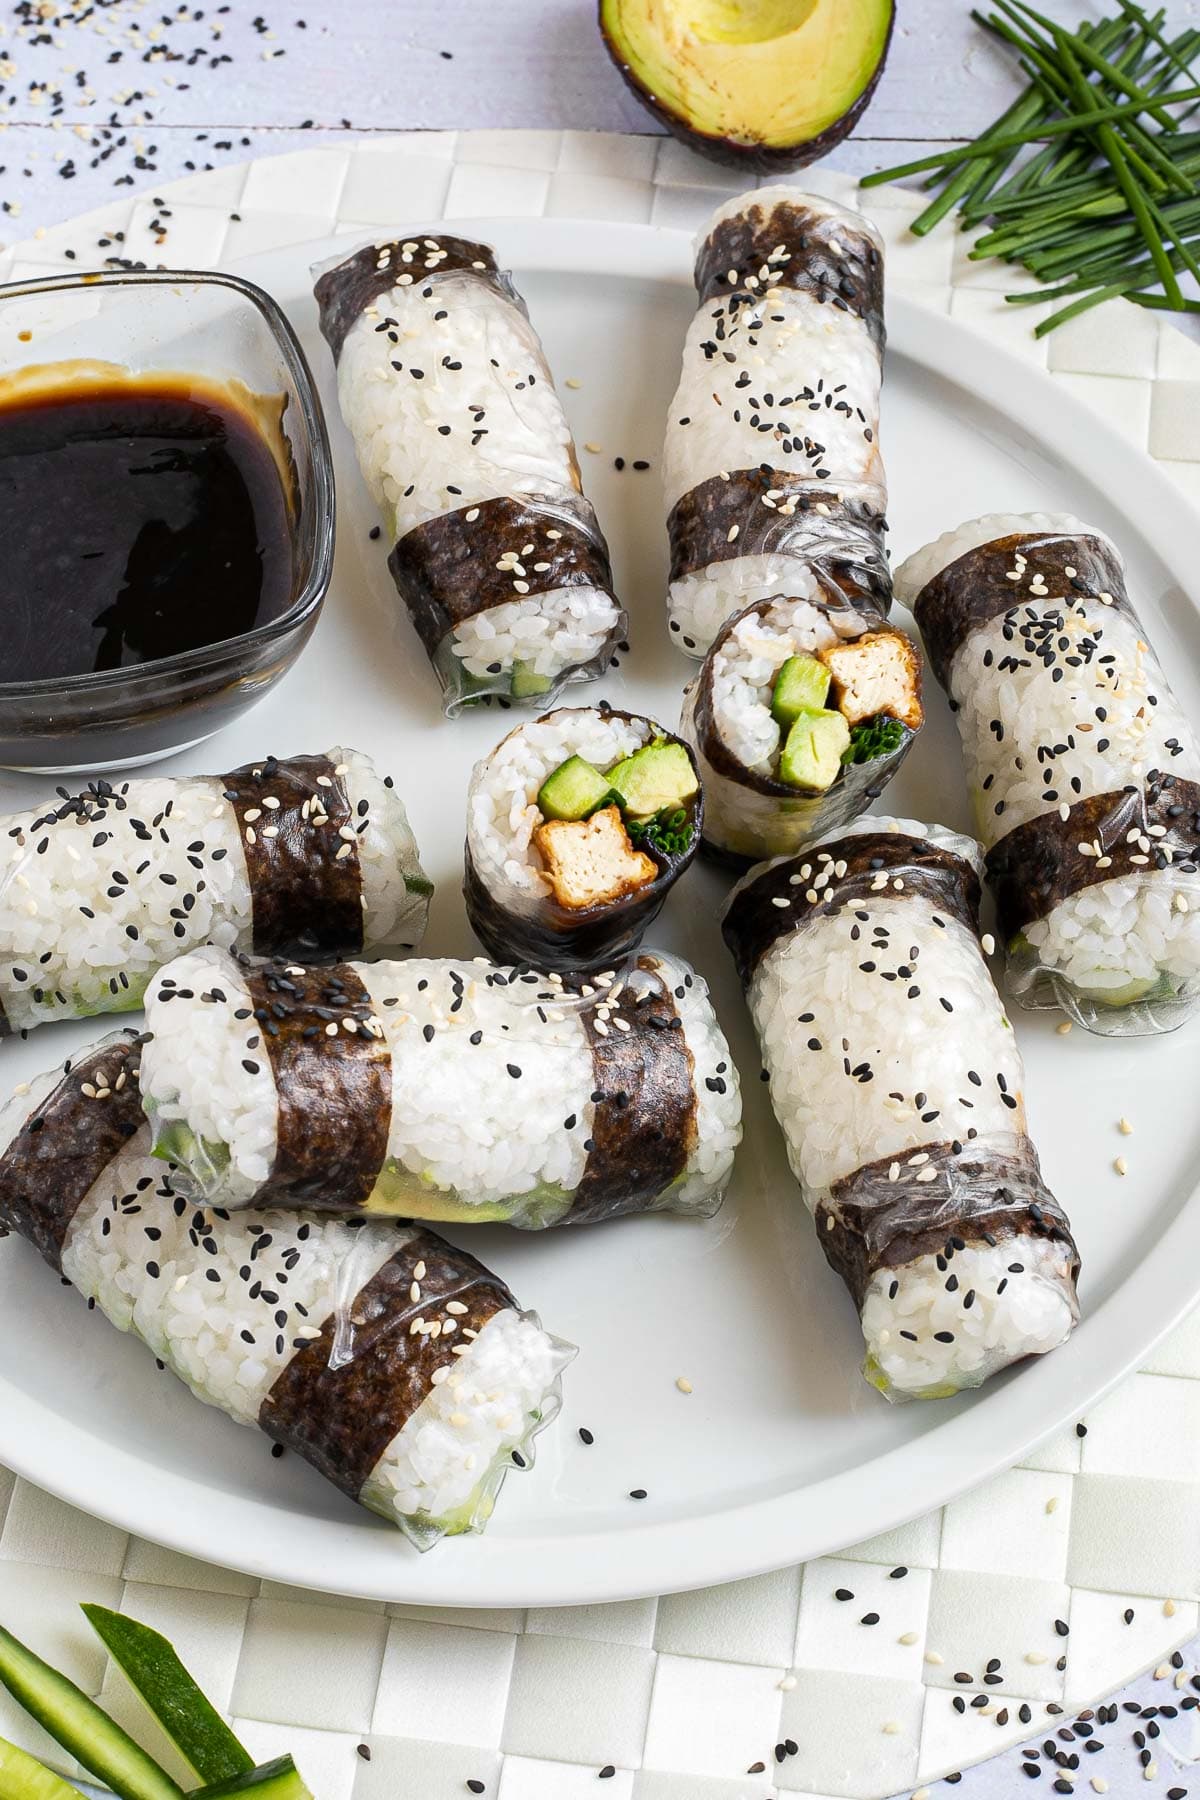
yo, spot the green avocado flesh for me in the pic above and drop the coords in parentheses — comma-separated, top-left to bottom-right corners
(606, 741, 699, 818)
(600, 0, 893, 160)
(771, 654, 830, 728)
(779, 708, 851, 791)
(537, 755, 615, 821)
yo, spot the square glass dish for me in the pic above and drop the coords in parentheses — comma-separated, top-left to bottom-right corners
(0, 268, 334, 771)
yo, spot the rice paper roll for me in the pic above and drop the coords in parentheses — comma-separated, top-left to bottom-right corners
(896, 514, 1200, 1035)
(681, 590, 922, 867)
(722, 818, 1079, 1401)
(663, 188, 890, 659)
(140, 946, 742, 1228)
(314, 236, 626, 715)
(464, 705, 702, 970)
(0, 747, 430, 1037)
(0, 1032, 573, 1550)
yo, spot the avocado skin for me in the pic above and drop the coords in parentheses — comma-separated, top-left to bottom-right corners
(598, 2, 895, 175)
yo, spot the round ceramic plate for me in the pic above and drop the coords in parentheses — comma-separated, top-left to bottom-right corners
(1, 219, 1199, 1608)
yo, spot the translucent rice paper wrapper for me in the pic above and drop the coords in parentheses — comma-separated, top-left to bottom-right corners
(898, 513, 1200, 1038)
(140, 946, 742, 1230)
(722, 818, 1080, 1402)
(312, 238, 625, 717)
(680, 594, 919, 868)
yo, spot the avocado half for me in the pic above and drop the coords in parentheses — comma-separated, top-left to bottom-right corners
(599, 0, 895, 174)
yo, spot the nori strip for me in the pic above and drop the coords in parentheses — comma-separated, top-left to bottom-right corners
(694, 198, 886, 351)
(667, 473, 890, 617)
(0, 1034, 143, 1271)
(912, 530, 1130, 692)
(986, 774, 1200, 940)
(462, 711, 702, 973)
(0, 999, 8, 1038)
(259, 1229, 513, 1499)
(314, 236, 514, 361)
(815, 1140, 1079, 1312)
(389, 494, 618, 660)
(722, 832, 982, 989)
(221, 754, 364, 959)
(245, 961, 391, 1211)
(567, 957, 698, 1224)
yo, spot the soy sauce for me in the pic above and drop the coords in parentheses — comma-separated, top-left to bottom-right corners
(0, 373, 295, 682)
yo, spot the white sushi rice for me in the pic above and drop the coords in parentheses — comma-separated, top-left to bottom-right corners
(734, 817, 1077, 1399)
(896, 513, 1200, 1020)
(664, 190, 887, 656)
(466, 708, 651, 907)
(332, 259, 620, 685)
(141, 946, 742, 1226)
(0, 1060, 570, 1545)
(0, 746, 428, 1033)
(680, 595, 871, 862)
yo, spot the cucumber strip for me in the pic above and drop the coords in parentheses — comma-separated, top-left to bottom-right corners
(0, 1734, 83, 1800)
(190, 1755, 314, 1799)
(81, 1608, 252, 1787)
(0, 1627, 184, 1800)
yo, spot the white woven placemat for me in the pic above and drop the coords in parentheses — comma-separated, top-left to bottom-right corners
(1, 131, 1199, 1800)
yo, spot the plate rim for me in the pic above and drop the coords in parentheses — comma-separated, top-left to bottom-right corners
(1, 214, 1198, 1607)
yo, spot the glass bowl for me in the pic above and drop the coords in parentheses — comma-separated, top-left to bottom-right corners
(0, 268, 334, 772)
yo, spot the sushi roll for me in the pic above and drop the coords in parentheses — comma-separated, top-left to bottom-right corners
(663, 188, 891, 659)
(0, 747, 431, 1037)
(896, 514, 1200, 1035)
(464, 705, 703, 969)
(314, 235, 626, 714)
(0, 1033, 574, 1550)
(722, 818, 1080, 1401)
(139, 945, 742, 1229)
(681, 591, 922, 867)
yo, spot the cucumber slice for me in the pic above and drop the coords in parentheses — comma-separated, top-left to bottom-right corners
(511, 662, 552, 698)
(0, 1627, 183, 1800)
(81, 1608, 252, 1787)
(191, 1755, 314, 1800)
(0, 1735, 83, 1800)
(537, 755, 613, 822)
(770, 654, 830, 728)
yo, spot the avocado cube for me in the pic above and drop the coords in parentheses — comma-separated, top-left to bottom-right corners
(537, 755, 615, 822)
(778, 709, 851, 792)
(771, 654, 831, 729)
(605, 740, 699, 819)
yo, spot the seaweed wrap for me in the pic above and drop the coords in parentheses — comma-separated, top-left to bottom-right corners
(140, 946, 742, 1229)
(681, 591, 922, 867)
(0, 1032, 573, 1550)
(314, 236, 626, 714)
(464, 705, 702, 969)
(896, 514, 1200, 1035)
(722, 817, 1080, 1401)
(0, 747, 431, 1038)
(663, 188, 890, 659)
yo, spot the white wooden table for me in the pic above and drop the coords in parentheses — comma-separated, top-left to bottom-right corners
(1, 0, 1197, 233)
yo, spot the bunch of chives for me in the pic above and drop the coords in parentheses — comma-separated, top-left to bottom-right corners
(860, 1, 1200, 336)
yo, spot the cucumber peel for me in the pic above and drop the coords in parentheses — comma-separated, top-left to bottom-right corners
(81, 1607, 252, 1787)
(0, 1734, 83, 1800)
(190, 1755, 314, 1799)
(0, 1627, 184, 1800)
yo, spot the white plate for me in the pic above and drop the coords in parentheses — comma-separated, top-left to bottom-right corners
(1, 219, 1199, 1609)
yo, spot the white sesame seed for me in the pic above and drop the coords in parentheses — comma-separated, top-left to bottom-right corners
(1114, 1157, 1128, 1176)
(1118, 1117, 1133, 1135)
(1056, 1020, 1073, 1035)
(898, 1631, 919, 1646)
(675, 1376, 693, 1394)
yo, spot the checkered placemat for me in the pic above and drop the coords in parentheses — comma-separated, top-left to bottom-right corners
(1, 131, 1199, 1800)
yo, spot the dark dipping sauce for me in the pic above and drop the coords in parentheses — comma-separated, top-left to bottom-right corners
(0, 373, 295, 682)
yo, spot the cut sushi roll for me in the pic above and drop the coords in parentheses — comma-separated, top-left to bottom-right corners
(681, 590, 922, 866)
(0, 747, 431, 1038)
(896, 514, 1200, 1035)
(140, 945, 742, 1227)
(663, 188, 891, 658)
(0, 1033, 573, 1550)
(722, 817, 1079, 1401)
(464, 705, 703, 969)
(314, 236, 626, 715)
